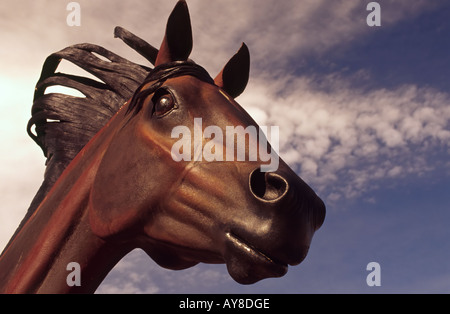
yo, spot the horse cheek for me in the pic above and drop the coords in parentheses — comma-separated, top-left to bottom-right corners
(88, 131, 159, 239)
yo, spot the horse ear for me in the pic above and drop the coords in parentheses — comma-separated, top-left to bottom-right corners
(155, 0, 193, 66)
(214, 43, 250, 98)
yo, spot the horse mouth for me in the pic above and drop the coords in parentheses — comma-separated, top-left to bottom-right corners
(224, 232, 288, 284)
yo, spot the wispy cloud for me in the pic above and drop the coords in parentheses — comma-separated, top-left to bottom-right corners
(188, 0, 437, 71)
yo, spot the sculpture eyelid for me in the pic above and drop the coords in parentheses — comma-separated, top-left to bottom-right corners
(152, 87, 170, 101)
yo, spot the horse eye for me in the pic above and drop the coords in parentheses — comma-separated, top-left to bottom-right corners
(153, 92, 175, 117)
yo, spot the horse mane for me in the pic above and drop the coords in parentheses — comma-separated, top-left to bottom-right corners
(22, 27, 158, 226)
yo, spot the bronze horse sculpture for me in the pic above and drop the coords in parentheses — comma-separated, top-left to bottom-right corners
(0, 1, 325, 293)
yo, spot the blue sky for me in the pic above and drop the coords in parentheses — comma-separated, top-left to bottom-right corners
(1, 0, 450, 293)
(301, 1, 450, 91)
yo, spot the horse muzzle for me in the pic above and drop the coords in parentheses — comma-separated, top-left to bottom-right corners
(222, 165, 326, 284)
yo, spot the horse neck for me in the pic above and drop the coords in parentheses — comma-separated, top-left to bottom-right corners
(0, 109, 131, 294)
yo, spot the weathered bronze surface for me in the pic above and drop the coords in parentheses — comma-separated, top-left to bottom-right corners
(0, 1, 325, 293)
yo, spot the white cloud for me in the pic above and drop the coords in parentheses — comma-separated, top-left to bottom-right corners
(187, 0, 438, 73)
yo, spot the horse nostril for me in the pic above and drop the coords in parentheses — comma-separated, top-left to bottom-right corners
(249, 168, 289, 202)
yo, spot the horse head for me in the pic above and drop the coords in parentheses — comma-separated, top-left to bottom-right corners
(88, 1, 325, 285)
